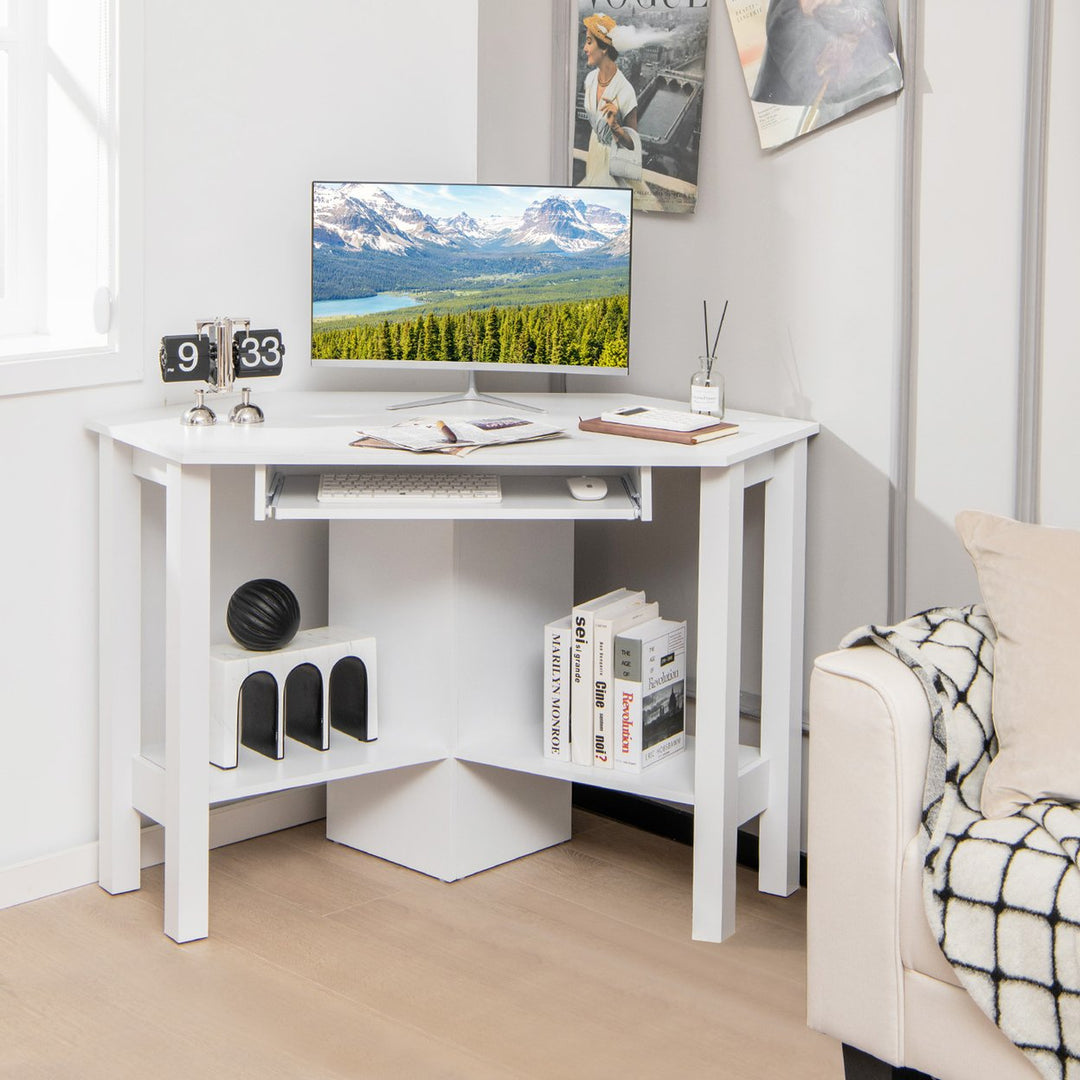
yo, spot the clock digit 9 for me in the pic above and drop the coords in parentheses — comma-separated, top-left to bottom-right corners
(159, 334, 215, 382)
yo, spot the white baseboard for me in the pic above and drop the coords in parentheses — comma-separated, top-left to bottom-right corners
(0, 786, 327, 912)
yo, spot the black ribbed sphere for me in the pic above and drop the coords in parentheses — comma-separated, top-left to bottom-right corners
(226, 579, 301, 651)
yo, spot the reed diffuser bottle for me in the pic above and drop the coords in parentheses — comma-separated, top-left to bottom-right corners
(692, 298, 728, 418)
(690, 355, 724, 418)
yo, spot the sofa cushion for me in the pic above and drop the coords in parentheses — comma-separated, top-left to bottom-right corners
(955, 510, 1080, 818)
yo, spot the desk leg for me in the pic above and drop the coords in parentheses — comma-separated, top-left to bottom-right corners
(98, 437, 142, 895)
(163, 462, 212, 943)
(693, 463, 744, 942)
(758, 439, 807, 897)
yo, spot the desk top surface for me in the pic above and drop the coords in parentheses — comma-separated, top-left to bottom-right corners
(89, 391, 818, 468)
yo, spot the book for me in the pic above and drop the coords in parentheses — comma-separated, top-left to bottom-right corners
(613, 618, 687, 771)
(599, 406, 726, 431)
(592, 601, 659, 768)
(570, 588, 646, 766)
(579, 411, 738, 445)
(542, 616, 572, 762)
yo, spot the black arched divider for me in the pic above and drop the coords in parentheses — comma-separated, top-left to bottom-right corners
(329, 656, 371, 741)
(285, 662, 324, 750)
(239, 670, 280, 759)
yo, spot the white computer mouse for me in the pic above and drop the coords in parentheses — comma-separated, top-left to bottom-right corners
(566, 476, 608, 501)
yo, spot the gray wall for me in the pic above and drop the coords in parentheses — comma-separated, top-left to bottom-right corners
(1041, 3, 1080, 531)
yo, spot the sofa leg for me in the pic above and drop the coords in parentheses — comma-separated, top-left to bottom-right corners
(842, 1044, 937, 1080)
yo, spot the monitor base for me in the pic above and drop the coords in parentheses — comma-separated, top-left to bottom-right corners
(386, 371, 545, 414)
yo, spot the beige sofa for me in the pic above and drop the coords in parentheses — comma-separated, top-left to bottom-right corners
(806, 646, 1038, 1080)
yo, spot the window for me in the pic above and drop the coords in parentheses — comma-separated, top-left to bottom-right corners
(0, 0, 141, 395)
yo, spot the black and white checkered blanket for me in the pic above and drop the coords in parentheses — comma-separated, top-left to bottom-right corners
(842, 606, 1080, 1080)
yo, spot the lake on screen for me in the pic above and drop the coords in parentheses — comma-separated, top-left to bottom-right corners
(312, 293, 422, 318)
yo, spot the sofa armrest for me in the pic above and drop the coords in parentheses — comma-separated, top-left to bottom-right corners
(806, 645, 933, 1066)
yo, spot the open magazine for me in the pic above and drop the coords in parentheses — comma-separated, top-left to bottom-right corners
(350, 415, 566, 456)
(724, 0, 902, 150)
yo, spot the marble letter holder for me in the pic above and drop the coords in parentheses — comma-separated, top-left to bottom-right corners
(209, 626, 378, 768)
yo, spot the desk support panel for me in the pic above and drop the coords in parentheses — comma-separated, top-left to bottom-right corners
(326, 518, 574, 878)
(328, 760, 571, 881)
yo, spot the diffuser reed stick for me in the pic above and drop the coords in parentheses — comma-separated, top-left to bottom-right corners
(702, 299, 729, 380)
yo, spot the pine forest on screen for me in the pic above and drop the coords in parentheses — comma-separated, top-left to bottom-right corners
(311, 183, 631, 369)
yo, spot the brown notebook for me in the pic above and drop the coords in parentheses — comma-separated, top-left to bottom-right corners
(578, 415, 739, 444)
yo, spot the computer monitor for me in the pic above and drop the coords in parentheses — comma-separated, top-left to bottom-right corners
(311, 182, 632, 410)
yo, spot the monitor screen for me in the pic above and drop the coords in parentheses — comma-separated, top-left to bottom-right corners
(311, 182, 632, 375)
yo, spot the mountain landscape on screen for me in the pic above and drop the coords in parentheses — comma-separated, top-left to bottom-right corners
(311, 183, 632, 368)
(313, 184, 629, 259)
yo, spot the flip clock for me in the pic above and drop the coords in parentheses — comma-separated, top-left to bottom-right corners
(159, 316, 286, 425)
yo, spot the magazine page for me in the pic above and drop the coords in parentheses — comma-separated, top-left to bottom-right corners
(568, 0, 711, 215)
(350, 415, 565, 454)
(442, 415, 565, 446)
(724, 0, 902, 150)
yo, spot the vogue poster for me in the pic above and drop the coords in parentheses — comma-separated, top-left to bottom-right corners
(569, 1, 712, 215)
(725, 0, 902, 149)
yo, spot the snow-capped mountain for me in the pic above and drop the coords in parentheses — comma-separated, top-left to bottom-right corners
(576, 199, 628, 239)
(312, 185, 415, 254)
(313, 185, 629, 258)
(362, 187, 450, 246)
(502, 196, 612, 253)
(438, 211, 493, 243)
(598, 229, 631, 258)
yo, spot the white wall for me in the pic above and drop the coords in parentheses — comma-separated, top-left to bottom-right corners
(905, 1, 1080, 607)
(1040, 2, 1080, 531)
(0, 0, 479, 879)
(145, 0, 480, 404)
(904, 1, 1030, 614)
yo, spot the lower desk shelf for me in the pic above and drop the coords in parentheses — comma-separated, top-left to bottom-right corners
(457, 734, 771, 825)
(133, 733, 447, 817)
(131, 730, 768, 828)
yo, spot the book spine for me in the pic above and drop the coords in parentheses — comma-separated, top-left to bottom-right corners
(612, 634, 644, 769)
(640, 633, 686, 770)
(580, 417, 736, 443)
(621, 624, 687, 772)
(593, 619, 615, 769)
(593, 602, 659, 768)
(570, 608, 596, 765)
(543, 617, 571, 762)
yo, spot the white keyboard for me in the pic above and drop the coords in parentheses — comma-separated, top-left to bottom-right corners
(317, 471, 502, 503)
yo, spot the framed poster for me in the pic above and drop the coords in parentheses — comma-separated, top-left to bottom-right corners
(725, 0, 902, 149)
(562, 1, 712, 215)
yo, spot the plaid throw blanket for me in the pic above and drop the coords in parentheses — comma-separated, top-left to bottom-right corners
(842, 606, 1080, 1080)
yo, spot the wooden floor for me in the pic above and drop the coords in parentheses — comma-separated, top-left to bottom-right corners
(0, 810, 841, 1079)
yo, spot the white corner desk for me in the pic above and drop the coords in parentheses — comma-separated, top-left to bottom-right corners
(90, 391, 817, 944)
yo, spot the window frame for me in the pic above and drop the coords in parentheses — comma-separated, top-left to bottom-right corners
(0, 0, 143, 397)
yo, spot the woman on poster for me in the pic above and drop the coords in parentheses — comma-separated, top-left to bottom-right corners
(579, 14, 648, 195)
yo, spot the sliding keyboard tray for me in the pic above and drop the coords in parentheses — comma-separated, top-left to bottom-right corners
(256, 465, 651, 522)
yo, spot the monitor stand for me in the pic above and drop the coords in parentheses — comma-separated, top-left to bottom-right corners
(386, 371, 544, 413)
